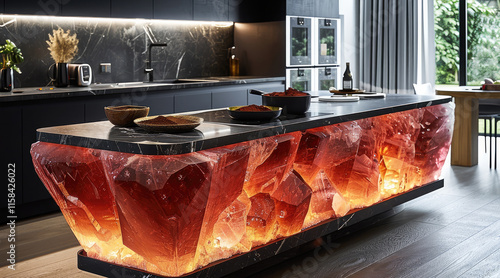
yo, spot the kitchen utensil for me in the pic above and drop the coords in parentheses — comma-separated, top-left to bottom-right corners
(250, 89, 311, 114)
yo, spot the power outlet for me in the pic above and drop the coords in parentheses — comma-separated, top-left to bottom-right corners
(100, 63, 111, 73)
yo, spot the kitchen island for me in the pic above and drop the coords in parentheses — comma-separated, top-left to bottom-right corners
(1, 76, 285, 221)
(31, 95, 454, 277)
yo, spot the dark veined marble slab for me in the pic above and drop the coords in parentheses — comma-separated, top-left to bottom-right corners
(36, 94, 453, 155)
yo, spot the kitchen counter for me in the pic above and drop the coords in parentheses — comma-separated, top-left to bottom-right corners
(0, 75, 286, 221)
(0, 76, 284, 103)
(31, 93, 455, 277)
(36, 94, 452, 155)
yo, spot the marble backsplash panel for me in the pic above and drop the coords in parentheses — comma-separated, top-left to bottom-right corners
(0, 15, 234, 88)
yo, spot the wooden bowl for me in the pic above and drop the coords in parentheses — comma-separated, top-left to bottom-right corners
(134, 115, 203, 133)
(104, 105, 150, 127)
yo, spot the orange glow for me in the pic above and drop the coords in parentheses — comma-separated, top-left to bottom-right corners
(31, 103, 454, 277)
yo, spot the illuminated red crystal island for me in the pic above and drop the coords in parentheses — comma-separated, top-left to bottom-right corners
(31, 96, 454, 277)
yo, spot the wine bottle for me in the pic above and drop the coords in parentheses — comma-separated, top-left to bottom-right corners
(343, 62, 353, 91)
(228, 46, 240, 76)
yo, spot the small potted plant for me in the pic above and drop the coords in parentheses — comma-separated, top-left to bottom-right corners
(46, 28, 79, 87)
(0, 39, 24, 92)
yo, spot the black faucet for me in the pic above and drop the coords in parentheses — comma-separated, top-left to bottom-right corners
(145, 43, 167, 82)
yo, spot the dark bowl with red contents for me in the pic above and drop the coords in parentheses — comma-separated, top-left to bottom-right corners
(228, 105, 282, 121)
(250, 88, 311, 115)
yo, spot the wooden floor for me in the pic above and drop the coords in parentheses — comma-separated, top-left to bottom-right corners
(1, 137, 500, 278)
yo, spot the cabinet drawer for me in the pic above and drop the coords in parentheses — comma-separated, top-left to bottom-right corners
(175, 91, 212, 113)
(212, 88, 247, 109)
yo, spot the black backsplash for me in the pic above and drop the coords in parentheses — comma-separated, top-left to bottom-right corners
(0, 16, 234, 88)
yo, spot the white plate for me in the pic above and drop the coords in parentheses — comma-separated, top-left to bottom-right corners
(318, 96, 360, 102)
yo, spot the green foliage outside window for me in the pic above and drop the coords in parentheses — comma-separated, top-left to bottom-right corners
(435, 0, 500, 85)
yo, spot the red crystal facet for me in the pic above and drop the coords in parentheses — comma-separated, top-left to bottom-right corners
(30, 104, 454, 277)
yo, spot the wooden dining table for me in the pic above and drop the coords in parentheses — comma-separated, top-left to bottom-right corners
(436, 87, 500, 166)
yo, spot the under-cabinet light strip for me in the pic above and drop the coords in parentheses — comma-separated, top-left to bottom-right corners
(0, 14, 233, 27)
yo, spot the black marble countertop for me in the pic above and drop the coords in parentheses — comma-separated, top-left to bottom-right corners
(0, 76, 284, 103)
(36, 94, 453, 155)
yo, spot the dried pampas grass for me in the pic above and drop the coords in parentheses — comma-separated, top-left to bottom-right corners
(46, 28, 79, 63)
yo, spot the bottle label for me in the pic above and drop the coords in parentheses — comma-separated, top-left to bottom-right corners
(343, 81, 352, 90)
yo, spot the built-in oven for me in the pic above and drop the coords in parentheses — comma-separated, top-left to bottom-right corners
(286, 67, 340, 92)
(286, 16, 342, 92)
(286, 16, 313, 67)
(314, 66, 340, 91)
(315, 18, 340, 65)
(286, 68, 313, 91)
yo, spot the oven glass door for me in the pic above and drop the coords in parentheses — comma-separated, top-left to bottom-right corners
(316, 18, 339, 65)
(286, 68, 313, 91)
(315, 67, 340, 91)
(287, 16, 312, 66)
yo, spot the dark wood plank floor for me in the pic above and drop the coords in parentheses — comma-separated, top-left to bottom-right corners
(1, 137, 499, 278)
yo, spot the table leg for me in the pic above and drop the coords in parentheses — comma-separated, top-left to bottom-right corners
(450, 97, 478, 166)
(495, 118, 497, 169)
(490, 117, 493, 168)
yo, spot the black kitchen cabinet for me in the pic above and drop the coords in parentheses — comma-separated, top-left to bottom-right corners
(5, 0, 61, 15)
(85, 92, 174, 122)
(229, 0, 285, 22)
(154, 0, 193, 20)
(286, 0, 315, 17)
(212, 87, 247, 109)
(61, 0, 111, 17)
(138, 92, 174, 115)
(231, 0, 339, 23)
(111, 0, 153, 18)
(85, 96, 132, 122)
(22, 100, 85, 204)
(0, 106, 23, 208)
(194, 0, 228, 21)
(315, 0, 339, 18)
(86, 99, 112, 122)
(174, 89, 212, 113)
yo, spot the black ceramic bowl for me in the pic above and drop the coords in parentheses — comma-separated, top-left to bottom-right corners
(250, 89, 311, 115)
(228, 106, 282, 121)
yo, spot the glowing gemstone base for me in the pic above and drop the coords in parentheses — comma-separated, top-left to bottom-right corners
(31, 104, 454, 277)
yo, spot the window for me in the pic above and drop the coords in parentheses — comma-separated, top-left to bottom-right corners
(435, 0, 500, 86)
